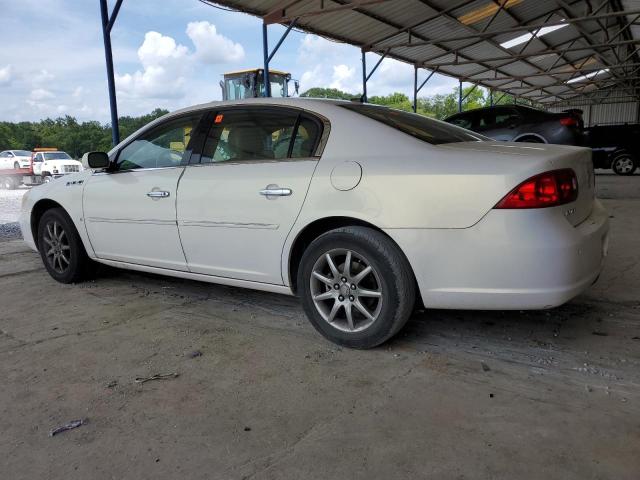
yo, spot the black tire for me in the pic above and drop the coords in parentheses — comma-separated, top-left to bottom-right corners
(3, 176, 18, 190)
(611, 153, 637, 175)
(13, 161, 20, 169)
(298, 226, 416, 349)
(37, 207, 95, 283)
(42, 174, 52, 183)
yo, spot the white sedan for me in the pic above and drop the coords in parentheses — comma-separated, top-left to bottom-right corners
(0, 150, 32, 169)
(20, 99, 609, 348)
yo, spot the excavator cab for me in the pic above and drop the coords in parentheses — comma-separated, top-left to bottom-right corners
(220, 69, 298, 100)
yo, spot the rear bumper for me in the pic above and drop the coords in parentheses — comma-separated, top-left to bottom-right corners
(386, 199, 609, 310)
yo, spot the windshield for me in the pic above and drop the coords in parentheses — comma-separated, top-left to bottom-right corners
(225, 75, 255, 100)
(341, 104, 487, 145)
(258, 73, 287, 98)
(43, 152, 72, 160)
(13, 150, 31, 156)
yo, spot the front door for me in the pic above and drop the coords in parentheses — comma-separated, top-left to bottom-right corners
(177, 107, 324, 285)
(83, 112, 204, 270)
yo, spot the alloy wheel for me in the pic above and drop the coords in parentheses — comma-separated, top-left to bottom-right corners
(43, 220, 71, 274)
(614, 156, 634, 174)
(310, 248, 383, 333)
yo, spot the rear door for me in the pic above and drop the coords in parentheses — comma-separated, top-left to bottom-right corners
(177, 106, 325, 285)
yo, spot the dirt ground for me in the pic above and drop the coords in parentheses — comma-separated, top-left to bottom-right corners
(1, 174, 638, 480)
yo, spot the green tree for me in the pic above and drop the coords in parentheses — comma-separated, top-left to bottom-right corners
(369, 92, 413, 112)
(300, 87, 359, 100)
(0, 109, 169, 158)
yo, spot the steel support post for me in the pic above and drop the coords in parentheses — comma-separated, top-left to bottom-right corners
(99, 0, 123, 146)
(413, 65, 418, 112)
(362, 51, 367, 102)
(262, 24, 270, 97)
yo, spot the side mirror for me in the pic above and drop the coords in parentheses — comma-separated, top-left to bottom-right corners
(82, 151, 109, 169)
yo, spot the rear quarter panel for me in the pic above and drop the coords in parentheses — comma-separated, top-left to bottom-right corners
(282, 105, 594, 285)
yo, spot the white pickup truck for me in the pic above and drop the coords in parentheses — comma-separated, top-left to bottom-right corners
(32, 150, 84, 182)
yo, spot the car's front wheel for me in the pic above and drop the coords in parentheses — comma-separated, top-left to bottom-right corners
(298, 226, 416, 349)
(37, 208, 94, 283)
(13, 161, 20, 169)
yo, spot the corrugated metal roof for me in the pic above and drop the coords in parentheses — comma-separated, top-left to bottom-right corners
(203, 0, 640, 105)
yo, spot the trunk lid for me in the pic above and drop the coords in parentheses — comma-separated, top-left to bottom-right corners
(440, 142, 595, 226)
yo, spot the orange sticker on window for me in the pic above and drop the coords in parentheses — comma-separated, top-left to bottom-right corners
(214, 114, 224, 124)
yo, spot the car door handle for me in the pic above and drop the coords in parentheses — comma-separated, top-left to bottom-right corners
(146, 190, 170, 198)
(259, 185, 292, 197)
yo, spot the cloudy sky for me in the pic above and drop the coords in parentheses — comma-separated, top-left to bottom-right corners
(0, 0, 459, 123)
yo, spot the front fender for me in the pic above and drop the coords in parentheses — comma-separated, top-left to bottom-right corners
(22, 170, 95, 257)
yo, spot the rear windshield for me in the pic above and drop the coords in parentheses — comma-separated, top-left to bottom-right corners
(341, 104, 486, 145)
(43, 152, 72, 160)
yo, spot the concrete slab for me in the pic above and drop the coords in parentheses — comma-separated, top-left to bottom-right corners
(0, 178, 639, 480)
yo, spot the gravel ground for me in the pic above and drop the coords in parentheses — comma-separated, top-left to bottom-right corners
(0, 187, 27, 223)
(0, 187, 27, 240)
(0, 222, 21, 240)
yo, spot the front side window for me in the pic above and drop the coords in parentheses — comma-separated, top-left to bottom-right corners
(34, 153, 43, 163)
(199, 108, 322, 164)
(341, 104, 485, 144)
(116, 113, 202, 171)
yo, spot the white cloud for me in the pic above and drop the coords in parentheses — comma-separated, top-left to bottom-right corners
(32, 69, 55, 84)
(295, 34, 458, 98)
(115, 31, 190, 99)
(329, 64, 357, 91)
(0, 65, 12, 85)
(186, 21, 245, 64)
(297, 35, 362, 93)
(116, 22, 244, 100)
(29, 88, 55, 101)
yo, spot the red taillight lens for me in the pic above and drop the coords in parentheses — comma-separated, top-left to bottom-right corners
(494, 169, 578, 209)
(559, 116, 578, 127)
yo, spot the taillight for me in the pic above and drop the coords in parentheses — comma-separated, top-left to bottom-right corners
(494, 169, 578, 209)
(559, 116, 578, 127)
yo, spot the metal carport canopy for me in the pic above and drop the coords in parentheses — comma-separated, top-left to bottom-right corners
(202, 0, 640, 106)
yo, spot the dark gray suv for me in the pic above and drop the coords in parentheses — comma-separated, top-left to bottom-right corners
(445, 105, 583, 145)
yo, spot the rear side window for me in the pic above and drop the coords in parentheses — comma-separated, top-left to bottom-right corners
(448, 115, 473, 129)
(493, 108, 521, 127)
(199, 108, 322, 163)
(341, 104, 485, 144)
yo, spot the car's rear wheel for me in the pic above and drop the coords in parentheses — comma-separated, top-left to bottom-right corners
(298, 226, 415, 349)
(37, 208, 94, 283)
(611, 153, 637, 175)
